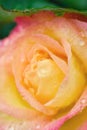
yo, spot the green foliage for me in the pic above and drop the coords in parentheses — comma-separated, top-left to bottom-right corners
(0, 0, 56, 39)
(49, 0, 87, 10)
(0, 0, 56, 10)
(0, 0, 87, 39)
(0, 22, 16, 39)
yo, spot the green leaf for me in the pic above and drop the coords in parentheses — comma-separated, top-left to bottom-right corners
(0, 6, 87, 23)
(49, 0, 87, 10)
(0, 0, 57, 10)
(0, 6, 87, 39)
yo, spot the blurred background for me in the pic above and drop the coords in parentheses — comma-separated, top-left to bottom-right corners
(0, 0, 87, 10)
(0, 0, 87, 39)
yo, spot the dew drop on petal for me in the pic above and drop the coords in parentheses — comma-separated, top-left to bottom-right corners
(0, 41, 2, 46)
(20, 57, 25, 62)
(7, 55, 13, 62)
(81, 98, 86, 104)
(4, 39, 9, 46)
(80, 98, 87, 112)
(79, 41, 85, 46)
(8, 126, 14, 130)
(80, 30, 87, 38)
(81, 32, 85, 37)
(36, 125, 41, 129)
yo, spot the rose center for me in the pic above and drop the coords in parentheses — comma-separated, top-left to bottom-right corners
(23, 53, 64, 103)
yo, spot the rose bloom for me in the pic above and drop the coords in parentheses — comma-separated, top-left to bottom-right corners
(0, 11, 87, 130)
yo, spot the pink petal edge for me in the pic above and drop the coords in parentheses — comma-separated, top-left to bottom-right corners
(78, 121, 87, 130)
(0, 113, 51, 130)
(43, 87, 87, 130)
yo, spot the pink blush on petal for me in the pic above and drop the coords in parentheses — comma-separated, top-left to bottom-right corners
(78, 122, 87, 130)
(43, 88, 87, 130)
(0, 114, 51, 130)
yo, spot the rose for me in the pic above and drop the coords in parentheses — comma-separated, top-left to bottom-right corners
(0, 11, 87, 130)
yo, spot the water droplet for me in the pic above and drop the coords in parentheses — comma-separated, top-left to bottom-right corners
(80, 31, 87, 38)
(80, 98, 87, 112)
(36, 125, 40, 129)
(20, 57, 25, 62)
(24, 9, 29, 12)
(80, 32, 85, 37)
(19, 121, 25, 126)
(8, 56, 13, 61)
(8, 126, 14, 130)
(4, 39, 9, 46)
(0, 42, 2, 46)
(79, 41, 85, 46)
(81, 99, 86, 104)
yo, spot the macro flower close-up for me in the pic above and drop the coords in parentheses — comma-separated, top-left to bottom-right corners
(0, 5, 87, 130)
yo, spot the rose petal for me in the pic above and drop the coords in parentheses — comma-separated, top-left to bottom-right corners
(0, 11, 87, 130)
(12, 45, 61, 115)
(11, 33, 67, 115)
(6, 11, 56, 48)
(64, 12, 87, 22)
(78, 121, 87, 130)
(45, 17, 87, 71)
(43, 87, 87, 130)
(0, 111, 51, 130)
(45, 40, 86, 108)
(0, 65, 45, 120)
(15, 11, 55, 28)
(12, 34, 85, 114)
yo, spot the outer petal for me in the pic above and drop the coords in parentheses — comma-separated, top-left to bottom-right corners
(45, 39, 85, 108)
(0, 11, 56, 50)
(43, 87, 87, 130)
(78, 121, 87, 130)
(0, 64, 45, 120)
(44, 16, 87, 71)
(0, 11, 87, 130)
(15, 11, 56, 28)
(12, 44, 65, 115)
(0, 112, 51, 130)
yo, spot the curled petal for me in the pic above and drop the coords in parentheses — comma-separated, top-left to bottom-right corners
(0, 112, 51, 130)
(78, 121, 87, 130)
(12, 41, 67, 115)
(43, 87, 87, 130)
(46, 17, 87, 71)
(45, 40, 85, 108)
(0, 65, 42, 120)
(0, 11, 87, 130)
(15, 11, 56, 28)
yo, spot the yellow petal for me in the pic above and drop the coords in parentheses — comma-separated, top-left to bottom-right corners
(0, 66, 31, 108)
(36, 59, 64, 103)
(46, 55, 86, 108)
